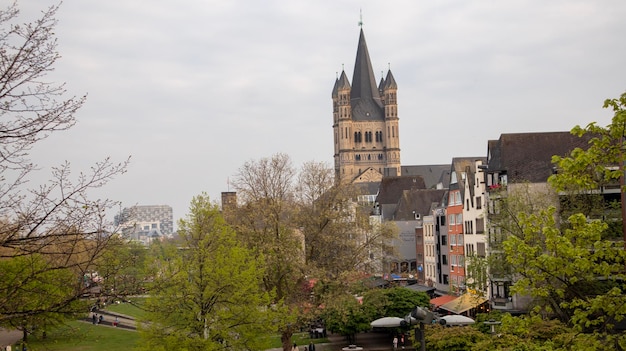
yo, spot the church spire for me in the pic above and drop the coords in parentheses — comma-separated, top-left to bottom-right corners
(350, 28, 384, 121)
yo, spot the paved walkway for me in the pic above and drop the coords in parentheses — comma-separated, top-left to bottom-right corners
(0, 329, 22, 350)
(296, 331, 414, 351)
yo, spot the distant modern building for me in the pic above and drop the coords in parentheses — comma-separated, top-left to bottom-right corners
(115, 205, 174, 244)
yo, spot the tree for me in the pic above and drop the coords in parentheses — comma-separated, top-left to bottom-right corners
(550, 92, 626, 240)
(0, 1, 128, 331)
(361, 287, 430, 319)
(493, 93, 626, 338)
(294, 161, 396, 278)
(95, 237, 148, 297)
(228, 153, 304, 351)
(321, 292, 371, 345)
(228, 155, 397, 350)
(138, 193, 276, 351)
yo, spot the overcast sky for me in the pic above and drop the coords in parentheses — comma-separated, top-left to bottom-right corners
(18, 1, 626, 226)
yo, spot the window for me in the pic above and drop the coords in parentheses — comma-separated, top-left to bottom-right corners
(450, 234, 456, 246)
(443, 274, 449, 285)
(442, 255, 448, 265)
(466, 243, 475, 256)
(476, 197, 482, 209)
(476, 218, 485, 234)
(477, 242, 486, 257)
(458, 235, 463, 246)
(449, 214, 455, 225)
(441, 235, 447, 246)
(465, 220, 473, 234)
(456, 214, 462, 226)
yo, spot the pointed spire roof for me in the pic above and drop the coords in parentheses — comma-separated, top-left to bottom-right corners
(350, 28, 384, 121)
(384, 69, 397, 89)
(332, 77, 339, 98)
(338, 70, 351, 90)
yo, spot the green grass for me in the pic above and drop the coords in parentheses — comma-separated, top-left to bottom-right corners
(15, 320, 139, 351)
(103, 298, 147, 319)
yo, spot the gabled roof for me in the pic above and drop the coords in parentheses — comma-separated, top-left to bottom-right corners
(401, 164, 451, 189)
(350, 28, 384, 121)
(394, 188, 447, 221)
(486, 131, 593, 183)
(376, 176, 427, 205)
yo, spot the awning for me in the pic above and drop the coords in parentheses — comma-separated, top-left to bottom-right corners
(438, 293, 488, 314)
(405, 284, 436, 294)
(430, 294, 456, 308)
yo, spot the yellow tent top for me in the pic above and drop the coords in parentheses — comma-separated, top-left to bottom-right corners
(438, 293, 488, 314)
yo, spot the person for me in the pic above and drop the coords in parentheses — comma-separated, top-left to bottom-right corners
(309, 341, 315, 351)
(292, 343, 298, 351)
(91, 313, 97, 325)
(392, 336, 398, 350)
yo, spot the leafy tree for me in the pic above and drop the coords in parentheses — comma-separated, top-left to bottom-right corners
(424, 324, 488, 351)
(95, 237, 148, 297)
(0, 1, 128, 332)
(549, 93, 626, 241)
(228, 153, 304, 351)
(228, 154, 397, 350)
(138, 194, 276, 351)
(362, 287, 429, 319)
(320, 293, 371, 345)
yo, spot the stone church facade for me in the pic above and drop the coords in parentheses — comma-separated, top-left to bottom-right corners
(332, 28, 401, 183)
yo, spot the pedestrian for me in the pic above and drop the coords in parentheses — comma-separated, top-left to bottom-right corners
(392, 336, 398, 350)
(400, 334, 404, 349)
(292, 343, 298, 351)
(92, 313, 97, 325)
(309, 341, 315, 351)
(98, 315, 103, 324)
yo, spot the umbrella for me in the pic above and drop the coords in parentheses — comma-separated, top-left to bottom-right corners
(370, 316, 404, 328)
(440, 315, 475, 326)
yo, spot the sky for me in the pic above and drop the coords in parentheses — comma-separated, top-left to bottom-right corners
(16, 0, 626, 226)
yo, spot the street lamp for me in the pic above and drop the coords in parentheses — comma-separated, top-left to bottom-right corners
(400, 307, 433, 351)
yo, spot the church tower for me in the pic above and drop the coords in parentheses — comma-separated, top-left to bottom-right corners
(332, 28, 401, 183)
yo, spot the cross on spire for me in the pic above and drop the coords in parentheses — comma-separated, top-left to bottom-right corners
(358, 9, 363, 27)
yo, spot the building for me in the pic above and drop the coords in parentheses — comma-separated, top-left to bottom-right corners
(332, 27, 401, 183)
(483, 132, 595, 313)
(115, 205, 174, 244)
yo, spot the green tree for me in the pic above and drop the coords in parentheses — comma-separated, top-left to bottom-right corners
(138, 194, 276, 351)
(229, 153, 303, 350)
(0, 1, 128, 332)
(550, 92, 626, 240)
(362, 287, 429, 319)
(95, 237, 148, 297)
(320, 293, 371, 345)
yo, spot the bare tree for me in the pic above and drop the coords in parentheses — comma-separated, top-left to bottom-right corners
(0, 2, 128, 331)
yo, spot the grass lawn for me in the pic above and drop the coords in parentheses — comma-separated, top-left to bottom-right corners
(103, 298, 147, 320)
(15, 321, 139, 351)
